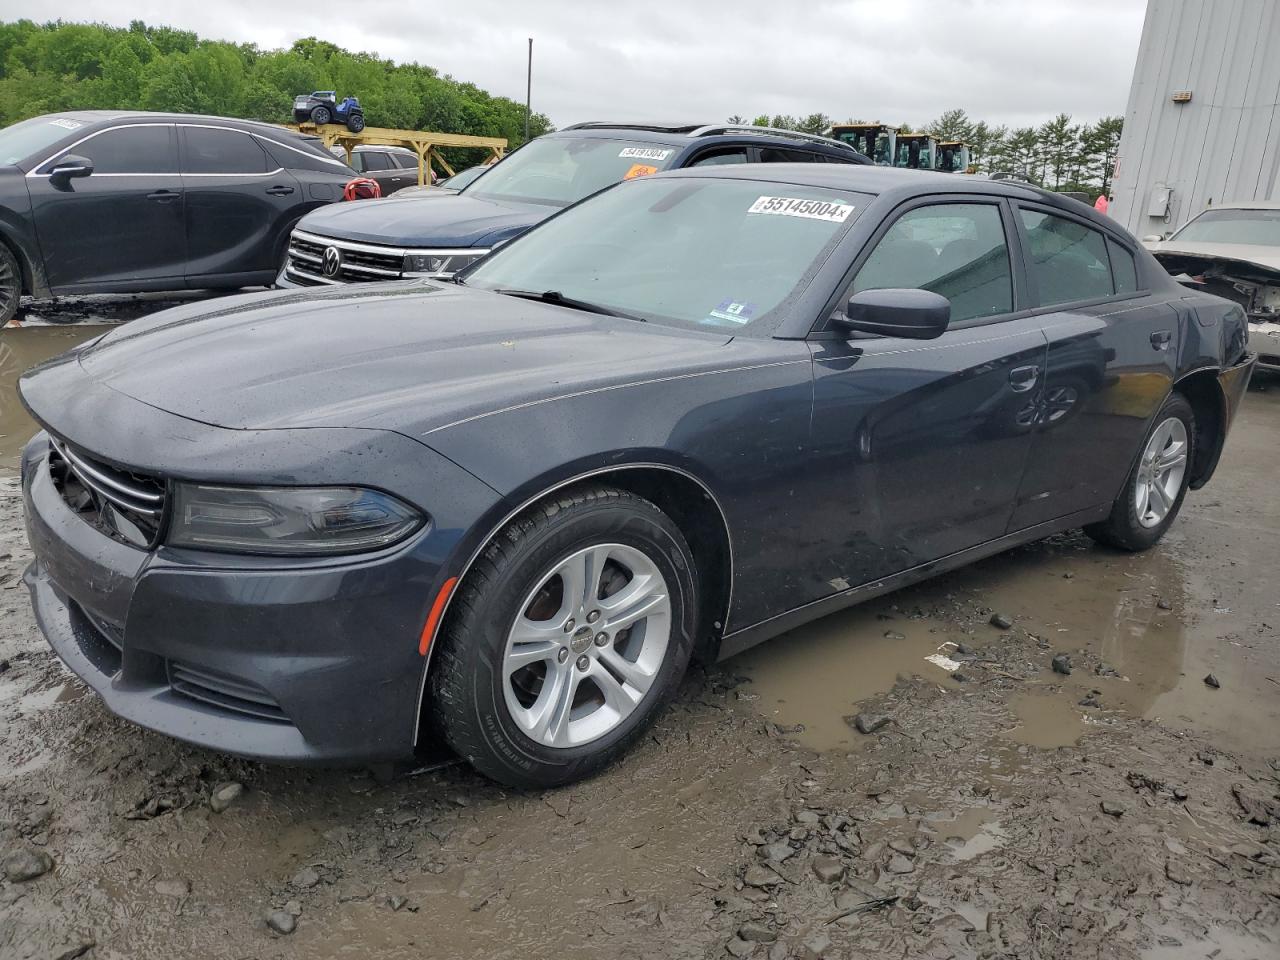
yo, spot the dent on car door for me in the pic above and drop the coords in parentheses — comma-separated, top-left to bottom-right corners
(1007, 207, 1178, 529)
(179, 126, 302, 282)
(27, 123, 187, 290)
(805, 199, 1048, 593)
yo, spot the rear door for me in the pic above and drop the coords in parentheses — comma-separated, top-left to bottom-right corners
(1006, 205, 1178, 529)
(807, 197, 1048, 588)
(27, 123, 186, 290)
(179, 124, 302, 282)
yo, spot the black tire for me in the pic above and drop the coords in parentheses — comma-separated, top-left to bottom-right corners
(0, 242, 19, 325)
(429, 484, 698, 788)
(310, 105, 331, 126)
(1084, 392, 1196, 551)
(345, 113, 365, 133)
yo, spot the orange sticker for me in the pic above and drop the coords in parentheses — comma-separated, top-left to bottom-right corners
(624, 163, 658, 180)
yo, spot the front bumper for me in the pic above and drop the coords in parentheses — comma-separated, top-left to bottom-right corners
(19, 428, 497, 764)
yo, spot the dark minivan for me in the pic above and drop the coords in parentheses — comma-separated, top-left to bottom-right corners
(0, 111, 355, 322)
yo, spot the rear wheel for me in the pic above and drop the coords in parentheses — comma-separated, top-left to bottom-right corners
(1085, 393, 1195, 551)
(0, 243, 19, 324)
(310, 105, 331, 126)
(429, 485, 697, 788)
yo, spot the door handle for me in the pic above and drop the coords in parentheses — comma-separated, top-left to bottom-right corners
(1009, 364, 1041, 393)
(1150, 330, 1172, 350)
(147, 189, 180, 203)
(266, 185, 295, 196)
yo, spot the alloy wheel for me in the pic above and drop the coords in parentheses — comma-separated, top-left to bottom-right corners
(502, 543, 671, 748)
(1134, 416, 1188, 528)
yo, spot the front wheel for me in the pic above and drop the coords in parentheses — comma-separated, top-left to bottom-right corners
(345, 113, 365, 133)
(429, 485, 698, 788)
(310, 105, 331, 126)
(1085, 393, 1195, 551)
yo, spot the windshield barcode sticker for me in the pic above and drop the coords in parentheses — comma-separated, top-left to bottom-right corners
(619, 147, 673, 161)
(748, 196, 854, 222)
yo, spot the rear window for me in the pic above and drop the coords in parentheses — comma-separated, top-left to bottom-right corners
(183, 127, 270, 175)
(1109, 238, 1139, 293)
(1020, 209, 1114, 306)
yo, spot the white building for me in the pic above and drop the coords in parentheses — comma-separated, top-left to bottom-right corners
(1111, 0, 1280, 239)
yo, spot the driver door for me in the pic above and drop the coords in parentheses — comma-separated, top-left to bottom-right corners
(805, 198, 1049, 588)
(27, 123, 187, 291)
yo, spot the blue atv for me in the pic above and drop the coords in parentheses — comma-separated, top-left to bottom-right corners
(293, 91, 366, 133)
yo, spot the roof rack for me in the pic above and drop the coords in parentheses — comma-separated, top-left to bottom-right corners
(688, 124, 856, 151)
(561, 122, 705, 133)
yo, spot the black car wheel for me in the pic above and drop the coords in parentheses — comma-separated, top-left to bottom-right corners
(1085, 392, 1195, 551)
(345, 113, 365, 134)
(310, 105, 332, 126)
(429, 484, 698, 788)
(0, 243, 20, 325)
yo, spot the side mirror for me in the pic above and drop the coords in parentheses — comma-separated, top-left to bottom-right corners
(838, 288, 950, 340)
(49, 155, 94, 183)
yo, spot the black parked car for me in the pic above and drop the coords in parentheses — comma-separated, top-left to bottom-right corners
(330, 145, 425, 196)
(278, 122, 870, 285)
(19, 166, 1254, 786)
(0, 111, 355, 322)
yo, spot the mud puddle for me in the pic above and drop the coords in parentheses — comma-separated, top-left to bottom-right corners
(0, 325, 110, 475)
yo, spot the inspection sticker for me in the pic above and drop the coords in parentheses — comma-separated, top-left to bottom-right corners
(748, 195, 854, 223)
(619, 147, 673, 161)
(623, 163, 659, 180)
(706, 299, 757, 325)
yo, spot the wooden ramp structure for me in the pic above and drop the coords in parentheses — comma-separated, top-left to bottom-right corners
(289, 123, 507, 185)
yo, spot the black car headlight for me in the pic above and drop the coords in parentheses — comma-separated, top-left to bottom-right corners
(402, 249, 489, 277)
(169, 484, 423, 556)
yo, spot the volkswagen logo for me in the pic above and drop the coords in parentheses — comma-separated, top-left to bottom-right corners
(322, 245, 342, 278)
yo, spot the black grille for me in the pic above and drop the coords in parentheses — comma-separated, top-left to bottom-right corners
(285, 230, 404, 285)
(49, 439, 167, 549)
(168, 661, 290, 723)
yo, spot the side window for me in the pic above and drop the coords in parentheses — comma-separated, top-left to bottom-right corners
(392, 153, 418, 170)
(182, 127, 271, 175)
(346, 152, 366, 172)
(688, 147, 748, 167)
(1019, 209, 1114, 305)
(853, 203, 1014, 323)
(1108, 238, 1139, 293)
(361, 151, 392, 172)
(54, 125, 175, 174)
(759, 147, 820, 163)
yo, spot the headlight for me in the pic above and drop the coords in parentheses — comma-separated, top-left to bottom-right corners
(402, 249, 489, 277)
(169, 484, 423, 556)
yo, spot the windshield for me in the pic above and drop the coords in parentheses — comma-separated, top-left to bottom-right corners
(466, 137, 679, 207)
(447, 165, 488, 190)
(464, 176, 867, 333)
(1173, 208, 1280, 247)
(0, 115, 85, 167)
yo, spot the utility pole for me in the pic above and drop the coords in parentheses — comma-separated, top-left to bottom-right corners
(524, 38, 533, 143)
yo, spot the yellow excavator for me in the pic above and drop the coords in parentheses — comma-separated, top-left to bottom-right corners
(937, 140, 972, 173)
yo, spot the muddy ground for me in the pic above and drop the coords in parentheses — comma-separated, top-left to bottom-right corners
(0, 304, 1277, 959)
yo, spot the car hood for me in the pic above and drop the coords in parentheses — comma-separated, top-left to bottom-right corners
(296, 193, 551, 248)
(1147, 240, 1280, 276)
(65, 284, 733, 437)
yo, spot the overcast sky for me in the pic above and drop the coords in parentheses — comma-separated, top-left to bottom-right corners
(9, 0, 1149, 130)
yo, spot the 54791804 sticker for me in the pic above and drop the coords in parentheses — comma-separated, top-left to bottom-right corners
(748, 196, 854, 223)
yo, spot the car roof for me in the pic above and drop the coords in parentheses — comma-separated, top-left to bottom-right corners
(648, 163, 1128, 233)
(549, 122, 864, 158)
(40, 110, 313, 140)
(1189, 200, 1280, 212)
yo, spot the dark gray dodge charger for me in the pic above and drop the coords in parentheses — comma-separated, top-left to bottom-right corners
(19, 165, 1255, 787)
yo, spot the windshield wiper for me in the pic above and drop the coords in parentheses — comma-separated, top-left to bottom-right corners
(494, 289, 645, 321)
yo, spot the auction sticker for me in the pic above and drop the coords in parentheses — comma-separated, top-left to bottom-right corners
(624, 163, 659, 180)
(748, 195, 854, 222)
(619, 147, 673, 161)
(49, 118, 82, 130)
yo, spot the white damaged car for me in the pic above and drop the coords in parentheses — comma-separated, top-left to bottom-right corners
(1145, 201, 1280, 372)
